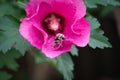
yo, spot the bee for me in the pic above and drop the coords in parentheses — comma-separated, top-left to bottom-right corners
(54, 33, 65, 47)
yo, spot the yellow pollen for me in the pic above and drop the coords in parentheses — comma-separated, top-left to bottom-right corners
(49, 19, 59, 31)
(45, 14, 60, 31)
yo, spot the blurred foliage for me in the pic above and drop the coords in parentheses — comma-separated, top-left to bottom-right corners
(70, 45, 79, 56)
(30, 48, 57, 65)
(87, 16, 112, 49)
(85, 0, 120, 8)
(0, 16, 31, 54)
(0, 48, 22, 80)
(0, 48, 22, 71)
(56, 53, 74, 80)
(33, 48, 74, 80)
(0, 0, 119, 80)
(0, 71, 12, 80)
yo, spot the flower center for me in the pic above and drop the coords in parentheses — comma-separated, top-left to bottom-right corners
(45, 14, 60, 31)
(42, 13, 65, 48)
(43, 13, 64, 35)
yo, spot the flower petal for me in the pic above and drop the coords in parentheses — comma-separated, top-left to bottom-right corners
(29, 26, 46, 49)
(19, 19, 46, 49)
(26, 1, 52, 21)
(52, 0, 76, 19)
(64, 18, 90, 47)
(42, 36, 72, 58)
(19, 19, 32, 42)
(28, 0, 76, 22)
(20, 0, 88, 58)
(72, 0, 86, 19)
(26, 2, 39, 19)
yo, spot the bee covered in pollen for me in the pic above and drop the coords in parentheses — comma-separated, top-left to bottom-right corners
(54, 33, 66, 47)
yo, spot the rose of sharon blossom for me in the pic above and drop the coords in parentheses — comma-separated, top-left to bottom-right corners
(19, 0, 90, 58)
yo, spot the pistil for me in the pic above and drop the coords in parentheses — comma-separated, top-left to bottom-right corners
(45, 14, 61, 32)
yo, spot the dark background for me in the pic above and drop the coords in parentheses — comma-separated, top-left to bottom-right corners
(73, 7, 120, 80)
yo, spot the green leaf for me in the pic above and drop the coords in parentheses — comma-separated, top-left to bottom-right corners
(0, 71, 12, 80)
(70, 45, 78, 56)
(35, 53, 57, 68)
(35, 51, 57, 65)
(0, 16, 31, 54)
(18, 0, 28, 3)
(0, 2, 26, 20)
(56, 53, 74, 80)
(86, 16, 100, 30)
(30, 48, 57, 66)
(89, 29, 112, 49)
(16, 1, 26, 9)
(0, 3, 16, 16)
(0, 48, 22, 71)
(15, 36, 31, 54)
(84, 0, 120, 8)
(86, 16, 112, 49)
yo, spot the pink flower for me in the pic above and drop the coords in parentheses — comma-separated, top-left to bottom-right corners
(19, 0, 90, 58)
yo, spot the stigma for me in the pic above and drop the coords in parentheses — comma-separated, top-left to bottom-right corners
(45, 14, 60, 32)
